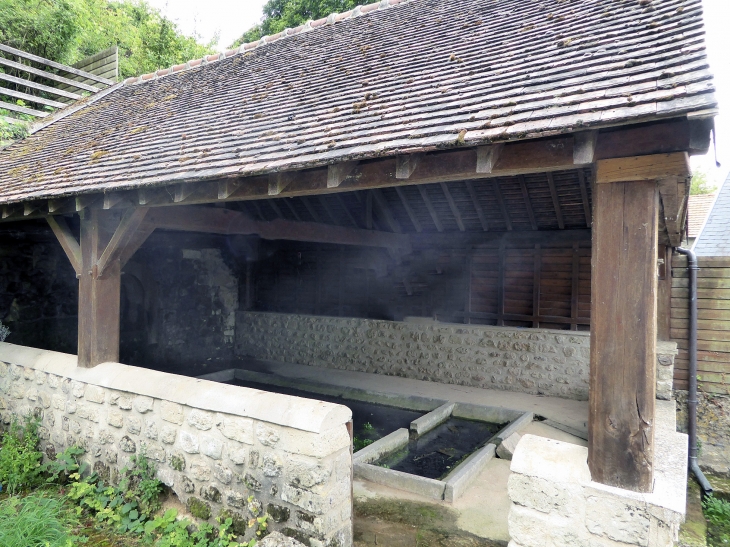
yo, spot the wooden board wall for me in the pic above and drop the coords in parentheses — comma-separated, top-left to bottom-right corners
(251, 236, 591, 331)
(671, 255, 730, 395)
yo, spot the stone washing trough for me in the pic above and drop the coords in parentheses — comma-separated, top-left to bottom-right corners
(198, 368, 533, 502)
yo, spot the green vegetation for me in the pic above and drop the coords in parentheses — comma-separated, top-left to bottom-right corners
(353, 435, 373, 451)
(704, 495, 730, 546)
(0, 0, 216, 79)
(0, 418, 270, 546)
(691, 169, 718, 195)
(231, 0, 359, 46)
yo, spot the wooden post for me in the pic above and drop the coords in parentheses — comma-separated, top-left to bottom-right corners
(590, 153, 689, 492)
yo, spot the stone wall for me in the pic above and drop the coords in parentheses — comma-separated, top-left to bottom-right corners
(0, 343, 352, 547)
(236, 312, 592, 399)
(676, 391, 730, 475)
(508, 401, 687, 547)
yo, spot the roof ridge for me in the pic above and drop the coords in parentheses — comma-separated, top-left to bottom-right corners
(123, 0, 412, 86)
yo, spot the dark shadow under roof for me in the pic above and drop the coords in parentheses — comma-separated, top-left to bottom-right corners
(0, 0, 716, 206)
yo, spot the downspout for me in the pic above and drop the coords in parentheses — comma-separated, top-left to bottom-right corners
(675, 247, 713, 495)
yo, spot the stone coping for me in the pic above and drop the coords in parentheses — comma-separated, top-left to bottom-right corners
(245, 311, 592, 337)
(0, 343, 352, 434)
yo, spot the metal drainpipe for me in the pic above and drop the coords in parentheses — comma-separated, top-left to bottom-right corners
(675, 247, 713, 495)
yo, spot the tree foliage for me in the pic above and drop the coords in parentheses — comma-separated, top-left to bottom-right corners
(231, 0, 359, 46)
(690, 169, 717, 195)
(0, 0, 216, 79)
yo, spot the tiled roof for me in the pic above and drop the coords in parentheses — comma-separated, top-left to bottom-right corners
(687, 192, 716, 238)
(0, 0, 717, 205)
(694, 174, 730, 256)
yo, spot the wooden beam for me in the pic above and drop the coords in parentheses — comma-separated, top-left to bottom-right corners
(23, 202, 39, 217)
(327, 161, 359, 188)
(103, 193, 124, 210)
(518, 176, 538, 230)
(546, 173, 565, 229)
(573, 130, 598, 165)
(218, 180, 240, 200)
(269, 172, 294, 196)
(268, 199, 285, 219)
(118, 224, 155, 268)
(596, 152, 691, 184)
(571, 243, 580, 331)
(465, 181, 488, 231)
(396, 154, 421, 179)
(75, 195, 99, 212)
(658, 177, 682, 247)
(46, 216, 82, 276)
(0, 43, 114, 85)
(1, 205, 16, 220)
(477, 144, 503, 173)
(144, 206, 412, 254)
(394, 187, 422, 232)
(0, 56, 101, 93)
(96, 208, 149, 277)
(492, 180, 512, 231)
(365, 191, 373, 230)
(371, 189, 403, 233)
(283, 198, 302, 221)
(0, 72, 80, 101)
(497, 241, 506, 326)
(48, 199, 72, 214)
(440, 183, 465, 231)
(318, 196, 340, 225)
(577, 170, 592, 228)
(532, 244, 541, 328)
(589, 179, 658, 492)
(173, 183, 194, 203)
(417, 186, 443, 232)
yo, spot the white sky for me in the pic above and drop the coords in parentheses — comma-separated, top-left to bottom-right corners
(149, 0, 730, 188)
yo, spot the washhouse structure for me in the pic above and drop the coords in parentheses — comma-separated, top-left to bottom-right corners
(0, 0, 718, 545)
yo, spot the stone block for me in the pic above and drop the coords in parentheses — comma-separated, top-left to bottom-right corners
(160, 425, 177, 444)
(160, 401, 184, 424)
(119, 436, 136, 453)
(201, 435, 223, 460)
(127, 416, 141, 434)
(256, 423, 280, 447)
(287, 458, 331, 491)
(217, 415, 254, 445)
(497, 432, 522, 460)
(133, 396, 154, 413)
(144, 418, 159, 440)
(107, 410, 124, 428)
(180, 431, 199, 454)
(258, 531, 307, 547)
(71, 381, 85, 398)
(190, 462, 211, 482)
(188, 409, 214, 430)
(228, 445, 248, 465)
(85, 385, 105, 404)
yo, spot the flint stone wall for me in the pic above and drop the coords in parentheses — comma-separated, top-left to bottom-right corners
(237, 313, 677, 403)
(508, 401, 687, 547)
(0, 343, 353, 547)
(676, 390, 730, 475)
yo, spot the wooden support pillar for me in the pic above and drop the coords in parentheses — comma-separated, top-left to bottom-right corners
(590, 152, 688, 492)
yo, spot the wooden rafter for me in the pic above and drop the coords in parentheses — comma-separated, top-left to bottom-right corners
(96, 208, 149, 277)
(440, 183, 465, 231)
(465, 181, 488, 232)
(371, 189, 402, 233)
(492, 180, 512, 231)
(518, 176, 538, 231)
(365, 192, 373, 230)
(282, 198, 302, 221)
(546, 173, 565, 229)
(417, 185, 443, 232)
(46, 215, 81, 275)
(268, 199, 285, 219)
(300, 197, 321, 223)
(327, 161, 359, 188)
(394, 187, 422, 233)
(335, 195, 360, 228)
(396, 154, 422, 179)
(577, 170, 592, 228)
(318, 196, 340, 225)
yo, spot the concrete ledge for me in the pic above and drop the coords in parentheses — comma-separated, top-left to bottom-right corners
(354, 428, 408, 464)
(444, 443, 496, 503)
(410, 402, 454, 437)
(493, 412, 534, 444)
(0, 343, 351, 434)
(453, 402, 524, 425)
(354, 462, 446, 501)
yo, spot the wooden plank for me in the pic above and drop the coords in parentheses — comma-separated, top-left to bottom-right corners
(464, 181, 488, 231)
(218, 180, 240, 200)
(268, 172, 294, 196)
(672, 288, 730, 300)
(439, 183, 465, 231)
(492, 180, 512, 231)
(282, 198, 302, 222)
(589, 179, 658, 492)
(672, 268, 730, 278)
(533, 244, 541, 328)
(335, 195, 359, 228)
(173, 183, 194, 203)
(0, 56, 101, 93)
(577, 170, 592, 228)
(595, 152, 690, 184)
(477, 144, 503, 173)
(546, 173, 565, 229)
(673, 277, 730, 290)
(268, 199, 285, 219)
(497, 240, 506, 326)
(571, 243, 580, 331)
(0, 43, 114, 85)
(396, 154, 421, 179)
(371, 189, 402, 233)
(672, 308, 730, 321)
(658, 177, 682, 247)
(595, 119, 692, 161)
(0, 86, 66, 109)
(671, 329, 730, 342)
(417, 186, 443, 232)
(365, 191, 373, 229)
(673, 299, 730, 310)
(657, 246, 671, 341)
(675, 339, 730, 353)
(518, 176, 538, 230)
(0, 72, 81, 100)
(46, 215, 82, 276)
(300, 196, 321, 223)
(394, 187, 422, 232)
(327, 161, 358, 188)
(317, 196, 340, 225)
(96, 208, 149, 276)
(0, 99, 48, 118)
(573, 131, 598, 165)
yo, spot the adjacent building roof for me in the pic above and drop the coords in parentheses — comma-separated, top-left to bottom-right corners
(0, 0, 716, 206)
(687, 192, 717, 239)
(694, 174, 730, 256)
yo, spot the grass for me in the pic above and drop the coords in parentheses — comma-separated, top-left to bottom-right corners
(0, 492, 81, 547)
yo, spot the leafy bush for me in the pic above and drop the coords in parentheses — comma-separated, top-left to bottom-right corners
(703, 495, 730, 546)
(0, 493, 82, 547)
(0, 416, 44, 494)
